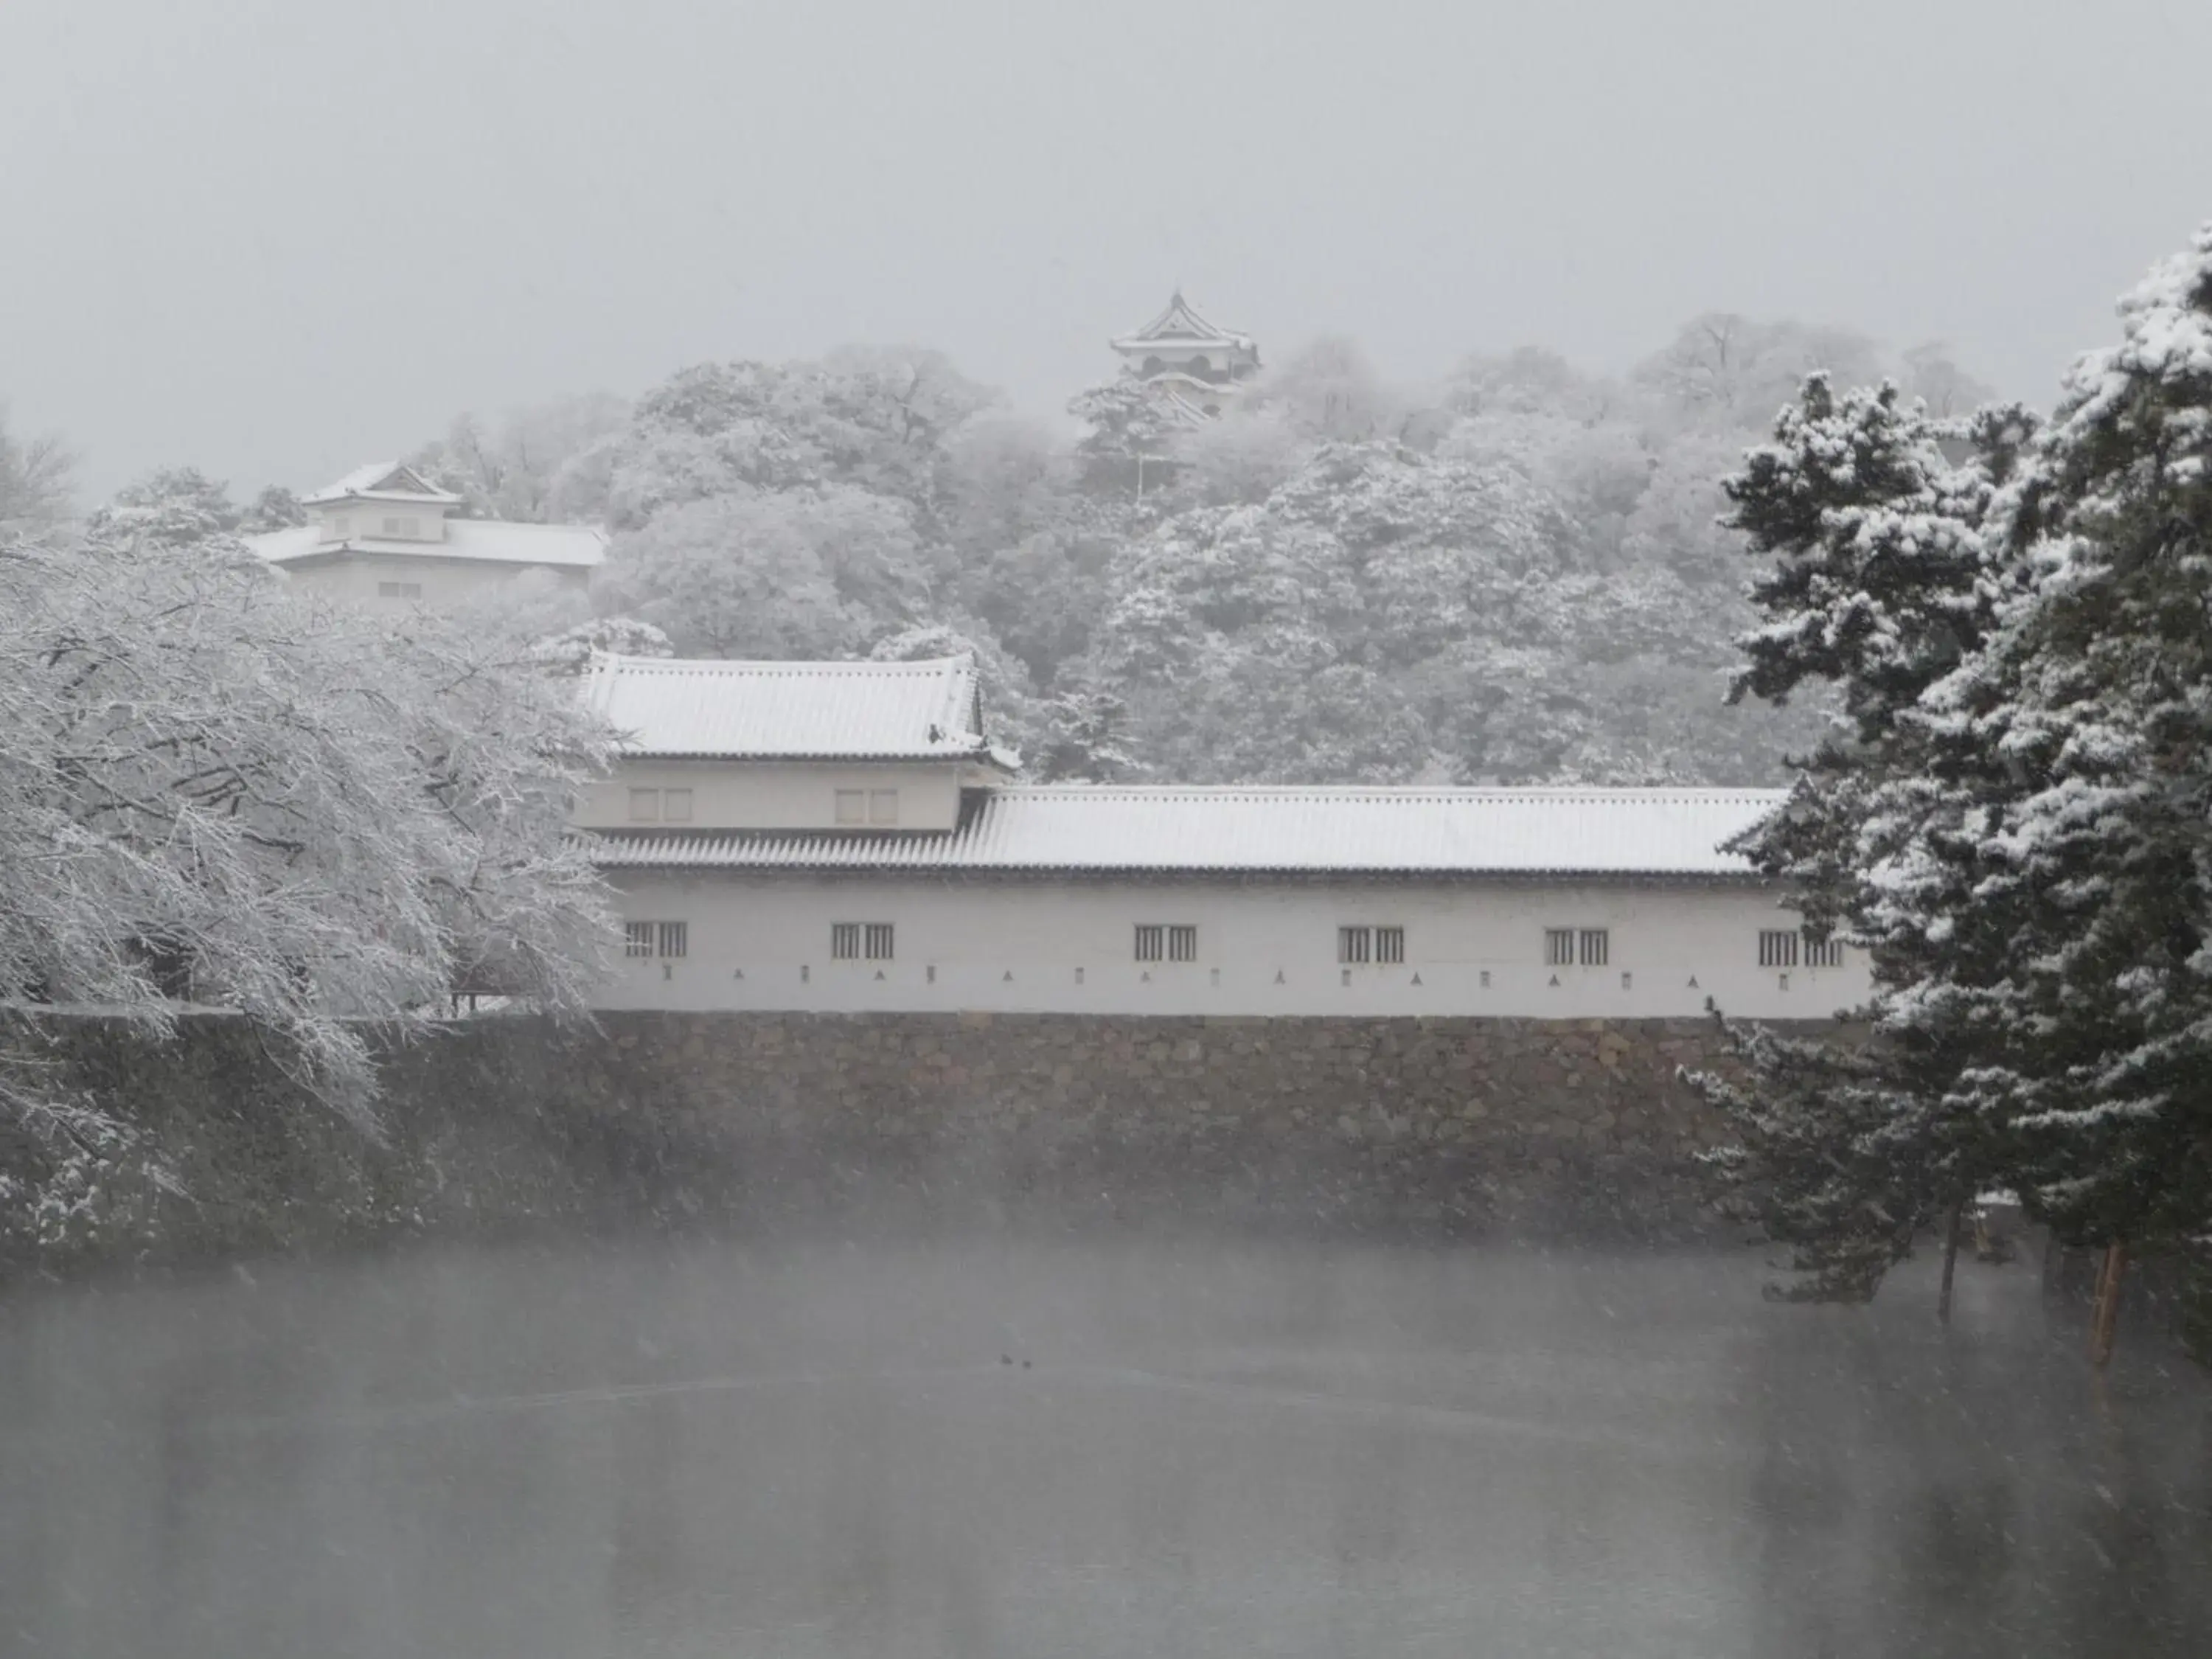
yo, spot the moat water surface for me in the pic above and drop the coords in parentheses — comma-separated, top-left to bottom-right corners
(2, 1236, 2206, 1658)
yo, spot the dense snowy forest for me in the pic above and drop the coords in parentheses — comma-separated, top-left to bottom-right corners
(379, 317, 1997, 785)
(72, 313, 1973, 787)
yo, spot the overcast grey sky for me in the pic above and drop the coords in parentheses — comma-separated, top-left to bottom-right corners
(4, 0, 2210, 500)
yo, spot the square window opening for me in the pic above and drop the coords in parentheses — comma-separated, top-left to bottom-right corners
(834, 790, 866, 826)
(869, 789, 899, 826)
(661, 787, 693, 823)
(628, 787, 660, 823)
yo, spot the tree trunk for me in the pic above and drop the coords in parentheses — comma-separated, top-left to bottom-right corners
(2090, 1240, 2128, 1367)
(1938, 1200, 1966, 1324)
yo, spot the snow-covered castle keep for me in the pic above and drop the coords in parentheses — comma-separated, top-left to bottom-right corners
(246, 462, 605, 610)
(1110, 291, 1261, 424)
(581, 655, 1864, 1021)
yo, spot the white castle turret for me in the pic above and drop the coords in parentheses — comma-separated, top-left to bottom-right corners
(1109, 290, 1261, 424)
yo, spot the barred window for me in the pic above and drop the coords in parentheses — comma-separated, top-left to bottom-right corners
(1803, 931, 1844, 969)
(1167, 925, 1197, 962)
(1759, 929, 1799, 969)
(833, 922, 891, 960)
(1579, 929, 1609, 967)
(662, 788, 693, 823)
(1545, 928, 1576, 967)
(1338, 926, 1403, 964)
(657, 921, 687, 959)
(624, 922, 654, 958)
(1135, 924, 1164, 961)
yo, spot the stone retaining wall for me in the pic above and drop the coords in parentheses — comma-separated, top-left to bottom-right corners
(566, 1012, 1744, 1236)
(2, 1010, 1753, 1268)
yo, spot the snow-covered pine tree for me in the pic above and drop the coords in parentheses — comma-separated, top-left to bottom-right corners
(1689, 1012, 1935, 1300)
(1894, 224, 2212, 1252)
(1688, 375, 2035, 1296)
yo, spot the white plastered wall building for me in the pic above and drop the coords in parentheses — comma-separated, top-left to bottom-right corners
(246, 462, 606, 611)
(579, 655, 1869, 1023)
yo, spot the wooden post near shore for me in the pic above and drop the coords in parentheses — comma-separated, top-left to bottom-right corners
(1938, 1200, 1965, 1324)
(2089, 1240, 2128, 1367)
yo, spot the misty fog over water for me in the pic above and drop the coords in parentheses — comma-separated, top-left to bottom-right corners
(5, 1236, 2205, 1658)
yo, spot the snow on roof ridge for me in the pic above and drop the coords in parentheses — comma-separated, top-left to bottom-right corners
(322, 460, 397, 493)
(582, 651, 994, 759)
(301, 460, 463, 505)
(602, 653, 973, 675)
(243, 518, 603, 568)
(586, 786, 1787, 876)
(1115, 289, 1251, 347)
(987, 783, 1786, 800)
(445, 517, 604, 534)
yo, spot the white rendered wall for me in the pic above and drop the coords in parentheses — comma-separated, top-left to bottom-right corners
(576, 763, 965, 832)
(319, 504, 448, 543)
(597, 872, 1870, 1022)
(279, 554, 590, 611)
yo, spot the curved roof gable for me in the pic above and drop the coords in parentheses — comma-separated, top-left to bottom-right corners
(1111, 290, 1254, 352)
(302, 462, 464, 507)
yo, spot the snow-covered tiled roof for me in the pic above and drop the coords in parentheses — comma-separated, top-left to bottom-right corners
(1155, 386, 1223, 427)
(582, 653, 1008, 763)
(246, 521, 606, 568)
(301, 462, 463, 507)
(1111, 290, 1254, 352)
(592, 786, 1788, 877)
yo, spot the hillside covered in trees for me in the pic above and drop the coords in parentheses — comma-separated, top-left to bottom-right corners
(364, 315, 1995, 786)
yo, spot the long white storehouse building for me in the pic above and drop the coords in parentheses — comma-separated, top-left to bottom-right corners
(578, 654, 1867, 1021)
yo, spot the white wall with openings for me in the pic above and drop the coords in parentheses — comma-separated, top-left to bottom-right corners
(597, 873, 1869, 1020)
(574, 762, 967, 833)
(276, 554, 589, 611)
